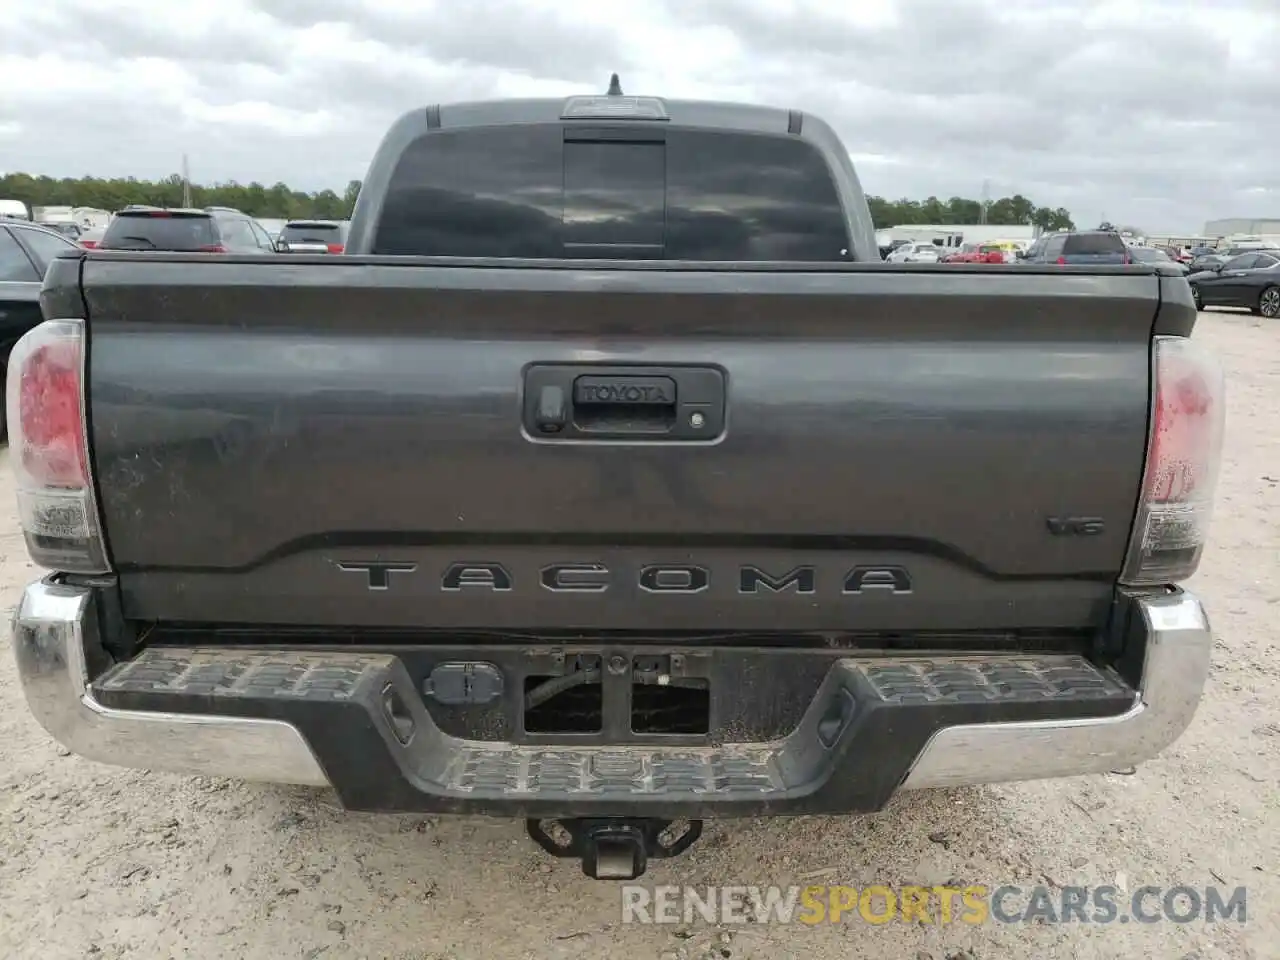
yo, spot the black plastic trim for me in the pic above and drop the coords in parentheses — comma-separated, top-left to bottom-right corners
(95, 647, 1134, 817)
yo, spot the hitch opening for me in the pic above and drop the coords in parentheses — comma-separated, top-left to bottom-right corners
(526, 817, 703, 880)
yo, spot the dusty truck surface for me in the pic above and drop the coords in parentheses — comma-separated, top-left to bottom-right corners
(9, 84, 1224, 880)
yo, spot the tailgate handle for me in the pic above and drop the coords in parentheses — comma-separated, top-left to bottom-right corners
(572, 376, 676, 434)
(523, 365, 725, 442)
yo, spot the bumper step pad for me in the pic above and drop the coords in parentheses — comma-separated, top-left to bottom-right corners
(93, 647, 1135, 816)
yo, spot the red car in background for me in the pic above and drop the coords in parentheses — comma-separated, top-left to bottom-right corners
(943, 243, 1008, 264)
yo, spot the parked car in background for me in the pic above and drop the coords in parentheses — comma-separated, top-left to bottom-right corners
(942, 243, 978, 263)
(980, 240, 1022, 263)
(0, 220, 82, 437)
(1188, 246, 1266, 275)
(1018, 232, 1061, 261)
(276, 220, 349, 254)
(38, 222, 83, 242)
(1021, 230, 1131, 265)
(1127, 245, 1190, 275)
(99, 206, 277, 254)
(1189, 251, 1228, 273)
(886, 240, 942, 263)
(78, 225, 106, 249)
(942, 243, 1004, 264)
(1188, 249, 1280, 317)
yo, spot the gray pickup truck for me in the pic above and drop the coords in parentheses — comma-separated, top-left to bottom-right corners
(9, 84, 1224, 881)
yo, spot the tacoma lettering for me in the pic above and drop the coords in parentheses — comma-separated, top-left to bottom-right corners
(638, 564, 710, 593)
(843, 565, 913, 594)
(335, 561, 418, 590)
(541, 563, 610, 592)
(337, 560, 913, 594)
(739, 565, 816, 595)
(441, 562, 513, 592)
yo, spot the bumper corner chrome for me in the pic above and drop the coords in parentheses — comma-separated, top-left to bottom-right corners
(901, 589, 1213, 789)
(10, 577, 330, 787)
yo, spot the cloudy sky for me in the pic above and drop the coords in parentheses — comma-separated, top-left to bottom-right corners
(2, 0, 1275, 234)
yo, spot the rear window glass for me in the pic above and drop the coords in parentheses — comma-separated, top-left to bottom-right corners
(1062, 233, 1127, 255)
(0, 229, 39, 281)
(102, 213, 216, 250)
(281, 222, 345, 243)
(375, 124, 851, 261)
(16, 227, 78, 270)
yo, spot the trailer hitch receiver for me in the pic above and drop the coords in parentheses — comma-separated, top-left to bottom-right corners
(526, 818, 703, 880)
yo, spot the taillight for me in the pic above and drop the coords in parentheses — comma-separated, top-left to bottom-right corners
(1056, 256, 1067, 265)
(1120, 336, 1225, 586)
(5, 319, 110, 574)
(326, 243, 344, 254)
(198, 244, 227, 253)
(1123, 253, 1131, 264)
(80, 240, 98, 249)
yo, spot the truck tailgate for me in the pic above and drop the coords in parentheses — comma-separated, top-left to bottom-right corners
(82, 256, 1164, 633)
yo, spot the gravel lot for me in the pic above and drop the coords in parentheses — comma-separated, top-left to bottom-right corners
(0, 310, 1276, 960)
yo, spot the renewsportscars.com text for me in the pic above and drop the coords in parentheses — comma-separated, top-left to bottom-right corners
(621, 884, 1248, 926)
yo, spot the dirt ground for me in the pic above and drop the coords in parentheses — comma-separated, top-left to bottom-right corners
(0, 309, 1276, 960)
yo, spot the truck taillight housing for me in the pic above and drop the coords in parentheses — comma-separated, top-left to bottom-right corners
(5, 319, 110, 574)
(1120, 336, 1225, 586)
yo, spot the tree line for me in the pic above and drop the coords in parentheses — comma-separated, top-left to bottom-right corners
(0, 173, 364, 222)
(867, 194, 1075, 232)
(0, 171, 1076, 231)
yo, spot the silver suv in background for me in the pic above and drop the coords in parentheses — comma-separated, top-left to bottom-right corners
(99, 206, 278, 254)
(275, 220, 349, 254)
(1021, 230, 1131, 265)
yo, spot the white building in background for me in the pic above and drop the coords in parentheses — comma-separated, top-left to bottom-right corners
(1203, 217, 1280, 237)
(881, 223, 1040, 250)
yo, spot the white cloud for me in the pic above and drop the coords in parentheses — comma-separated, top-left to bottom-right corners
(0, 0, 1275, 233)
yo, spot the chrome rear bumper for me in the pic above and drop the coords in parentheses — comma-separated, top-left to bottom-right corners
(901, 589, 1212, 788)
(12, 580, 328, 786)
(10, 577, 1212, 799)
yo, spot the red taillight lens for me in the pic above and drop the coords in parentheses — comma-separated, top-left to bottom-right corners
(326, 243, 344, 254)
(198, 244, 227, 253)
(1120, 337, 1225, 586)
(19, 337, 87, 488)
(1123, 254, 1131, 264)
(80, 239, 98, 249)
(5, 319, 110, 573)
(1056, 256, 1067, 265)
